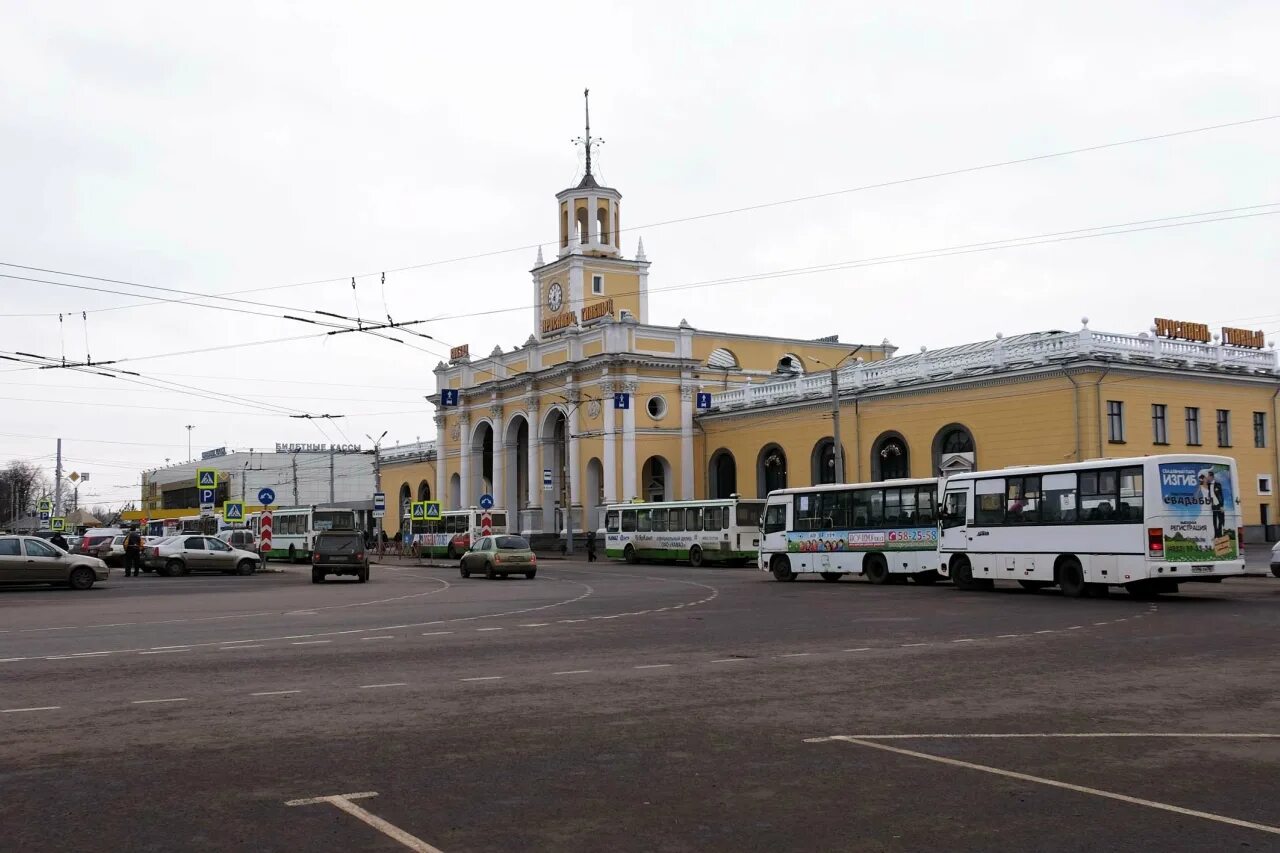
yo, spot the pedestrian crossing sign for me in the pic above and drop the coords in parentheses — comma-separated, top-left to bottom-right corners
(196, 468, 217, 488)
(223, 501, 245, 521)
(50, 517, 65, 532)
(37, 498, 52, 513)
(411, 501, 426, 520)
(424, 500, 442, 520)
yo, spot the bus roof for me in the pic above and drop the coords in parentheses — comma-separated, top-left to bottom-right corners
(604, 498, 757, 510)
(943, 453, 1237, 483)
(765, 477, 939, 498)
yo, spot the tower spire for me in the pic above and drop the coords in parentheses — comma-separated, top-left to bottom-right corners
(583, 87, 592, 178)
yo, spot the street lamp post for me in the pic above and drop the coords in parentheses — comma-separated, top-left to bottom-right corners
(808, 347, 864, 485)
(365, 430, 388, 545)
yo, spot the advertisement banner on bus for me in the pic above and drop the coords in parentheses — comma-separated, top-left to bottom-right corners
(786, 527, 937, 554)
(1157, 462, 1238, 561)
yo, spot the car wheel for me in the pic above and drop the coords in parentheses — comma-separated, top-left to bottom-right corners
(485, 563, 495, 580)
(863, 554, 890, 585)
(770, 555, 796, 582)
(819, 572, 842, 583)
(689, 545, 704, 567)
(69, 567, 96, 590)
(359, 566, 369, 583)
(236, 560, 256, 576)
(164, 559, 185, 578)
(525, 569, 537, 579)
(311, 569, 324, 584)
(1057, 557, 1087, 598)
(460, 564, 471, 578)
(1271, 565, 1280, 579)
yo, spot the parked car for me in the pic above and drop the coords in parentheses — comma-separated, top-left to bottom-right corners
(311, 530, 369, 584)
(98, 535, 163, 570)
(459, 535, 537, 579)
(144, 535, 260, 577)
(1271, 541, 1279, 578)
(216, 529, 259, 554)
(0, 535, 110, 589)
(72, 528, 124, 556)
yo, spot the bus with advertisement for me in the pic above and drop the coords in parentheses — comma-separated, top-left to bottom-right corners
(759, 479, 940, 582)
(936, 454, 1245, 598)
(403, 508, 508, 559)
(604, 497, 765, 566)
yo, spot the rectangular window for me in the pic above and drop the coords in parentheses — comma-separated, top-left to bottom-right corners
(1005, 476, 1041, 524)
(1186, 407, 1201, 445)
(637, 510, 652, 533)
(1217, 409, 1231, 447)
(1040, 472, 1077, 524)
(1117, 467, 1143, 521)
(1254, 411, 1267, 448)
(1259, 476, 1273, 496)
(1107, 401, 1125, 442)
(825, 490, 852, 530)
(974, 479, 1006, 526)
(899, 488, 918, 524)
(763, 504, 787, 534)
(851, 490, 872, 528)
(794, 494, 821, 531)
(666, 510, 683, 533)
(621, 510, 637, 532)
(867, 489, 885, 528)
(704, 506, 728, 531)
(684, 507, 702, 531)
(915, 487, 936, 525)
(605, 512, 620, 533)
(591, 274, 603, 295)
(1151, 404, 1168, 444)
(650, 509, 667, 532)
(883, 488, 903, 526)
(941, 491, 967, 528)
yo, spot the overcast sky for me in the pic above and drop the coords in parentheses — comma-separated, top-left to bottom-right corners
(1, 1, 1277, 509)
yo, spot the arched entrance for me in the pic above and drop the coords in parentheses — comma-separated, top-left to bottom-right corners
(641, 455, 672, 502)
(470, 421, 494, 503)
(931, 423, 976, 475)
(709, 450, 737, 498)
(448, 473, 461, 509)
(540, 408, 568, 533)
(757, 444, 787, 497)
(417, 481, 430, 501)
(871, 432, 910, 481)
(504, 415, 529, 519)
(398, 483, 411, 533)
(585, 457, 604, 532)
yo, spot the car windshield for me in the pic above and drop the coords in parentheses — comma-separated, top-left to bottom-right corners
(316, 533, 363, 553)
(495, 536, 529, 550)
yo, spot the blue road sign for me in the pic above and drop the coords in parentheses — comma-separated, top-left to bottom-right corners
(613, 392, 630, 410)
(197, 468, 217, 488)
(696, 392, 712, 409)
(258, 487, 276, 506)
(373, 492, 386, 510)
(224, 502, 245, 521)
(441, 389, 459, 407)
(478, 493, 494, 510)
(543, 468, 553, 491)
(199, 488, 216, 507)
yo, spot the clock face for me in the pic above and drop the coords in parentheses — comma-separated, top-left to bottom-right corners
(547, 282, 563, 313)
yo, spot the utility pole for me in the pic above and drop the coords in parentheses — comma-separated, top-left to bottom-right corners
(328, 447, 336, 504)
(54, 438, 63, 517)
(366, 431, 387, 544)
(830, 368, 845, 485)
(291, 453, 300, 505)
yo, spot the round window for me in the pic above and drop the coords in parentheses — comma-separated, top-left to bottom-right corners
(646, 395, 667, 419)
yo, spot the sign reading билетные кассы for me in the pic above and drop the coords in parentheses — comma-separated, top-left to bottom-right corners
(1158, 462, 1237, 561)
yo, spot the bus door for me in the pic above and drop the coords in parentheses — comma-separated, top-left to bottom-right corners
(760, 498, 790, 567)
(940, 487, 970, 553)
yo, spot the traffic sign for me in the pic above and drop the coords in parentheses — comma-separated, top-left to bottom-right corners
(50, 517, 65, 532)
(199, 488, 216, 509)
(440, 389, 459, 407)
(424, 500, 442, 521)
(258, 487, 276, 506)
(39, 510, 51, 523)
(68, 471, 80, 482)
(37, 498, 52, 513)
(478, 493, 494, 510)
(481, 511, 492, 536)
(696, 392, 712, 409)
(411, 501, 426, 520)
(223, 501, 245, 522)
(372, 491, 386, 519)
(613, 392, 630, 410)
(196, 468, 217, 488)
(543, 468, 553, 491)
(259, 511, 273, 556)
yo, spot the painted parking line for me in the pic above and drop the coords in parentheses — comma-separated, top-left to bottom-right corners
(808, 734, 1280, 836)
(778, 653, 811, 658)
(140, 649, 190, 655)
(843, 647, 872, 652)
(285, 791, 444, 852)
(475, 627, 503, 632)
(361, 636, 395, 641)
(421, 631, 453, 636)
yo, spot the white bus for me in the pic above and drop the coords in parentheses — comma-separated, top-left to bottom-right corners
(404, 509, 508, 558)
(178, 514, 235, 536)
(604, 498, 765, 566)
(759, 478, 941, 583)
(266, 505, 358, 562)
(938, 454, 1245, 598)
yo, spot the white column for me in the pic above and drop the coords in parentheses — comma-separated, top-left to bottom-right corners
(680, 385, 694, 500)
(491, 410, 505, 512)
(567, 404, 580, 529)
(433, 415, 445, 507)
(458, 414, 471, 509)
(602, 381, 618, 503)
(622, 381, 638, 500)
(526, 401, 540, 512)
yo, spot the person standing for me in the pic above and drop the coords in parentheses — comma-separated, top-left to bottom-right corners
(123, 527, 144, 577)
(585, 531, 597, 563)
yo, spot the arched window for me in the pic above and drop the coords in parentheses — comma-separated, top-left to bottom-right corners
(775, 354, 805, 375)
(398, 483, 411, 517)
(709, 450, 737, 499)
(871, 432, 910, 481)
(417, 481, 430, 501)
(810, 438, 843, 485)
(757, 444, 788, 497)
(596, 207, 609, 244)
(706, 348, 739, 370)
(576, 207, 589, 244)
(931, 424, 976, 475)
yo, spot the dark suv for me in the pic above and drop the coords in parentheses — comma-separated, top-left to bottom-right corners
(311, 530, 369, 584)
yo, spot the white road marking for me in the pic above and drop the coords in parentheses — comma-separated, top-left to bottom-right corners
(711, 658, 747, 663)
(1093, 622, 1109, 626)
(809, 735, 1280, 836)
(2, 706, 61, 713)
(361, 636, 395, 641)
(219, 644, 263, 650)
(778, 652, 811, 657)
(140, 649, 190, 655)
(996, 634, 1021, 638)
(843, 647, 872, 652)
(553, 670, 593, 675)
(634, 664, 673, 669)
(901, 643, 930, 647)
(283, 635, 316, 639)
(251, 690, 302, 696)
(149, 645, 192, 650)
(1034, 630, 1055, 634)
(810, 733, 1280, 740)
(461, 676, 503, 682)
(421, 631, 453, 636)
(131, 697, 188, 704)
(0, 657, 28, 662)
(359, 683, 407, 689)
(70, 652, 111, 657)
(519, 623, 549, 627)
(285, 791, 445, 852)
(475, 627, 503, 632)
(292, 640, 331, 645)
(220, 639, 261, 645)
(951, 639, 975, 643)
(1068, 626, 1083, 630)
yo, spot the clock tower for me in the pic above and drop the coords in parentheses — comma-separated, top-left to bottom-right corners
(531, 90, 650, 340)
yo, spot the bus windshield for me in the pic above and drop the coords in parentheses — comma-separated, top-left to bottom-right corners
(314, 510, 356, 531)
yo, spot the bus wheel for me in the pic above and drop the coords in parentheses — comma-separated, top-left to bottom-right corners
(819, 572, 842, 583)
(950, 557, 977, 591)
(624, 544, 637, 564)
(770, 555, 796, 582)
(689, 545, 704, 567)
(1056, 557, 1087, 598)
(1018, 580, 1052, 592)
(912, 570, 940, 585)
(446, 546, 457, 561)
(863, 554, 889, 585)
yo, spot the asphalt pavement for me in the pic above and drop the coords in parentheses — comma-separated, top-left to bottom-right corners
(2, 556, 1278, 852)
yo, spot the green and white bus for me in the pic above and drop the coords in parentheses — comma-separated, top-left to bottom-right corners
(267, 505, 357, 562)
(603, 498, 765, 566)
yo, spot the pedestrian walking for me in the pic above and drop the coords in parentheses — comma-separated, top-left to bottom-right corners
(123, 528, 144, 577)
(585, 532, 597, 562)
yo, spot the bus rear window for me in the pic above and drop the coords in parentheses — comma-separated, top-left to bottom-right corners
(735, 502, 764, 529)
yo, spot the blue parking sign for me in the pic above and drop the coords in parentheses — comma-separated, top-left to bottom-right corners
(696, 392, 712, 409)
(613, 392, 630, 410)
(441, 388, 459, 407)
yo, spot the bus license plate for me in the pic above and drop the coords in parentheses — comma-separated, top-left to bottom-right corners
(1191, 565, 1213, 574)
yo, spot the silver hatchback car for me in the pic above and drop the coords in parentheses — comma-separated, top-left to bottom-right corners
(0, 535, 110, 589)
(145, 535, 261, 577)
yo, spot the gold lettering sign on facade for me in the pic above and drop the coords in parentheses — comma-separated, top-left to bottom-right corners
(450, 344, 470, 360)
(542, 312, 578, 334)
(1222, 327, 1264, 348)
(1154, 318, 1210, 343)
(581, 298, 614, 324)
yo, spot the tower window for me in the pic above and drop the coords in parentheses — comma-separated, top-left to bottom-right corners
(647, 396, 667, 420)
(592, 274, 603, 295)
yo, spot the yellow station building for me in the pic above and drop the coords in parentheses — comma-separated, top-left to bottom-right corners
(388, 139, 1280, 541)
